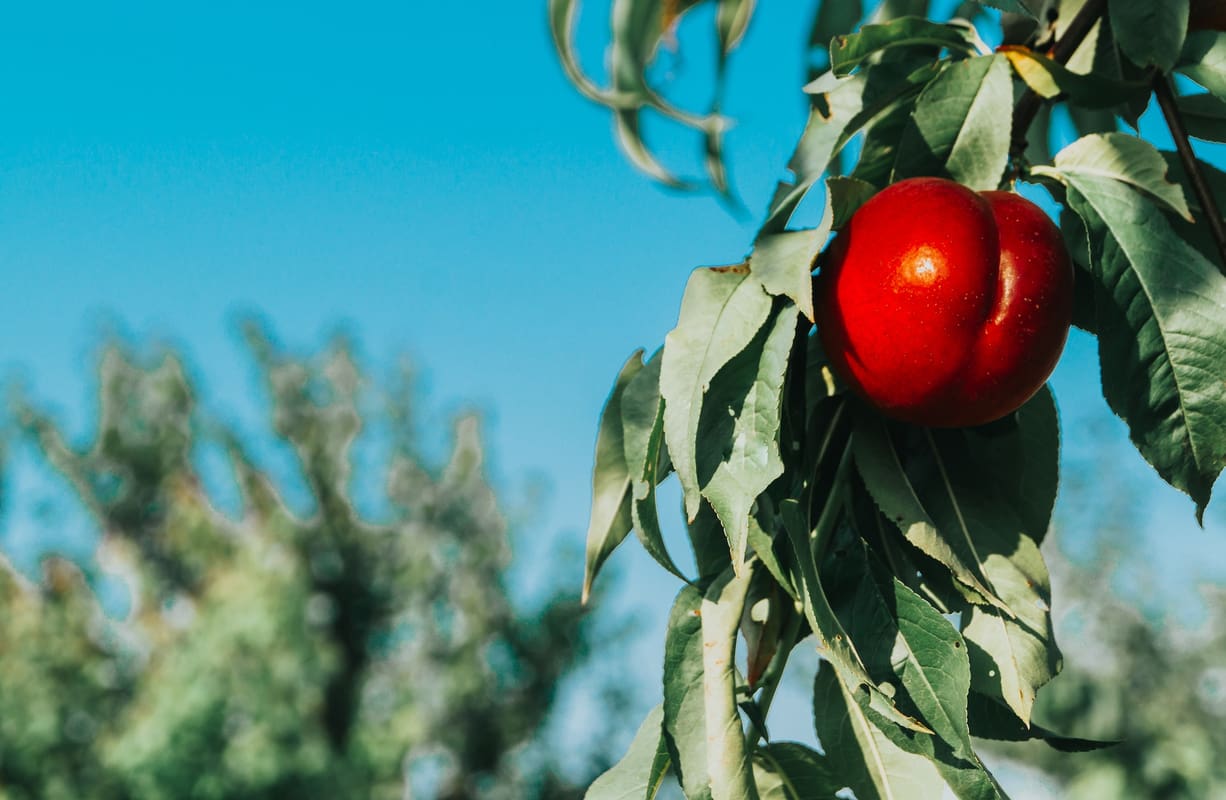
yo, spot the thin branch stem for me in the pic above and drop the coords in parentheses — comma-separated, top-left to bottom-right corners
(1152, 72, 1226, 276)
(1010, 0, 1108, 159)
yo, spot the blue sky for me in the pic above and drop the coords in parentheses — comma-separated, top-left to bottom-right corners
(0, 0, 1223, 781)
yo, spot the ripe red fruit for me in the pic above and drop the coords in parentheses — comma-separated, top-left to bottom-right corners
(814, 177, 1073, 428)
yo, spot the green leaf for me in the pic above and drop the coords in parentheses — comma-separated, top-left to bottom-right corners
(829, 17, 978, 77)
(702, 306, 799, 572)
(825, 534, 1010, 800)
(855, 418, 1060, 723)
(808, 0, 864, 70)
(689, 498, 736, 582)
(966, 692, 1118, 753)
(662, 266, 773, 522)
(701, 567, 759, 800)
(824, 534, 975, 762)
(752, 742, 840, 799)
(547, 0, 736, 193)
(767, 59, 940, 233)
(999, 45, 1149, 110)
(893, 54, 1012, 191)
(586, 705, 672, 800)
(622, 349, 687, 582)
(583, 350, 645, 603)
(852, 415, 1006, 611)
(1031, 133, 1192, 221)
(923, 429, 1060, 725)
(812, 666, 946, 800)
(1175, 92, 1226, 142)
(969, 0, 1037, 18)
(827, 176, 878, 229)
(750, 227, 828, 321)
(1057, 172, 1226, 521)
(663, 584, 712, 799)
(963, 387, 1060, 544)
(1179, 30, 1226, 98)
(779, 446, 931, 735)
(1110, 0, 1188, 73)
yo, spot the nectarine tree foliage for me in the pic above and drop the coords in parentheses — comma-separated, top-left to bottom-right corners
(553, 0, 1226, 796)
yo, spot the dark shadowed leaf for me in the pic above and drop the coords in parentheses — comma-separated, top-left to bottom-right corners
(586, 705, 672, 800)
(812, 666, 946, 800)
(622, 349, 687, 582)
(752, 742, 840, 799)
(661, 266, 773, 522)
(1110, 0, 1188, 73)
(1176, 92, 1226, 142)
(1000, 46, 1149, 110)
(824, 533, 976, 762)
(583, 351, 645, 603)
(966, 692, 1118, 753)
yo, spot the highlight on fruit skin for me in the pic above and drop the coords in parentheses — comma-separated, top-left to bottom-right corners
(813, 177, 1074, 429)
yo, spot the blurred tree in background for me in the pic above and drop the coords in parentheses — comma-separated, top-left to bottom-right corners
(983, 435, 1226, 800)
(0, 326, 610, 800)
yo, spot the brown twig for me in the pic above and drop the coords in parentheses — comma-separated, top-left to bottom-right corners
(1010, 0, 1109, 159)
(1152, 72, 1226, 275)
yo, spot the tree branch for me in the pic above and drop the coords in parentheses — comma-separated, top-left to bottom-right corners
(1152, 72, 1226, 276)
(1010, 0, 1108, 159)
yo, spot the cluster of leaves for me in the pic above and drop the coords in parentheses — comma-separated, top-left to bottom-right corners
(986, 535, 1226, 799)
(0, 328, 607, 800)
(560, 0, 1226, 797)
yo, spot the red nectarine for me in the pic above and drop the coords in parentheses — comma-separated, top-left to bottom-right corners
(814, 177, 1073, 428)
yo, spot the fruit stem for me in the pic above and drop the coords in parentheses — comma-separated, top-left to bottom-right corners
(1152, 71, 1226, 277)
(1010, 0, 1108, 159)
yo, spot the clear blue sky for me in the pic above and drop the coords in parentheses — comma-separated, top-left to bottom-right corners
(0, 0, 1222, 777)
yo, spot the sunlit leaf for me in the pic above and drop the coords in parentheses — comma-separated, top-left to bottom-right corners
(662, 266, 773, 522)
(1000, 46, 1149, 110)
(1031, 133, 1192, 221)
(583, 350, 645, 603)
(969, 0, 1037, 17)
(893, 54, 1012, 191)
(1053, 167, 1226, 521)
(1179, 30, 1226, 98)
(702, 305, 799, 572)
(586, 705, 672, 800)
(824, 533, 976, 761)
(829, 16, 978, 77)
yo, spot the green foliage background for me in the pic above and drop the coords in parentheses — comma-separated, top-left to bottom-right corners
(0, 327, 612, 800)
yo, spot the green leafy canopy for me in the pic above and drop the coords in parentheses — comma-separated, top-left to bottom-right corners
(562, 1, 1226, 797)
